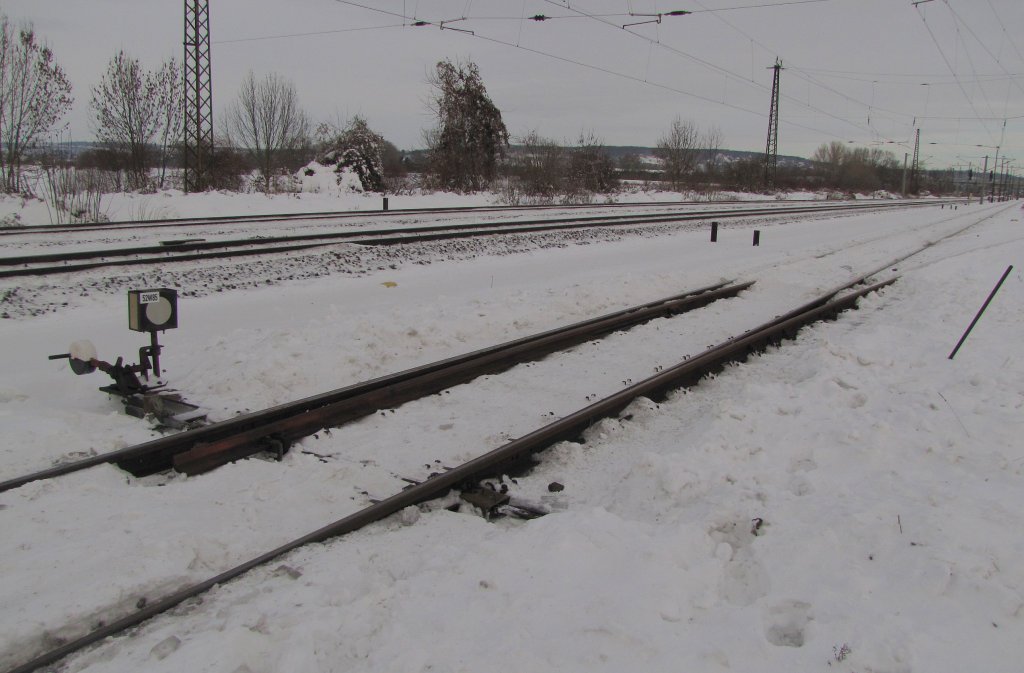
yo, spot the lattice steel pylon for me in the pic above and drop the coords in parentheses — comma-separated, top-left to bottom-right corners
(763, 59, 783, 190)
(184, 0, 214, 192)
(910, 128, 920, 194)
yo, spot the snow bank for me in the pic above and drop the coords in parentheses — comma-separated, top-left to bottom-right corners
(295, 161, 364, 195)
(0, 195, 1021, 673)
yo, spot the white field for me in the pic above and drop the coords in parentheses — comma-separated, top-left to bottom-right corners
(1, 191, 1022, 673)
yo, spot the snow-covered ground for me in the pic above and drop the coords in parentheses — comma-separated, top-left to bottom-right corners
(1, 191, 1021, 673)
(0, 185, 836, 229)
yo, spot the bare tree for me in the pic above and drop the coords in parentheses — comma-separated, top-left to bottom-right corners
(90, 52, 177, 190)
(0, 16, 73, 193)
(811, 140, 846, 187)
(655, 117, 701, 190)
(153, 59, 183, 189)
(811, 141, 902, 192)
(700, 125, 723, 176)
(510, 130, 565, 201)
(424, 59, 508, 192)
(724, 157, 763, 192)
(227, 71, 309, 193)
(566, 131, 617, 198)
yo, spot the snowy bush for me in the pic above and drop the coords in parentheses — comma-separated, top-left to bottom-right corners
(295, 160, 363, 195)
(40, 166, 107, 224)
(315, 116, 385, 192)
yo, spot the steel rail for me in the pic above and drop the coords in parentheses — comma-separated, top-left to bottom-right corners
(170, 280, 754, 475)
(0, 199, 934, 265)
(0, 197, 936, 237)
(0, 198, 738, 236)
(1, 276, 895, 673)
(0, 280, 746, 492)
(0, 200, 944, 279)
(1, 204, 1005, 673)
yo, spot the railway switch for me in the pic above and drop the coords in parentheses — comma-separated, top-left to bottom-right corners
(47, 288, 205, 430)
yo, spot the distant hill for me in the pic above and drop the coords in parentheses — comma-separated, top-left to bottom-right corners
(402, 145, 813, 169)
(45, 141, 814, 171)
(602, 145, 812, 169)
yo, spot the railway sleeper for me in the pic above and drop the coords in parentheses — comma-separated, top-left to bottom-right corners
(392, 278, 899, 526)
(4, 277, 898, 673)
(164, 282, 752, 477)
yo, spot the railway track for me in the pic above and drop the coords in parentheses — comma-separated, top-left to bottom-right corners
(2, 262, 898, 673)
(0, 198, 728, 236)
(0, 196, 912, 237)
(0, 199, 952, 279)
(0, 279, 751, 492)
(2, 204, 1005, 673)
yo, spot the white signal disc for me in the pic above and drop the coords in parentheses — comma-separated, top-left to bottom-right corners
(146, 297, 173, 326)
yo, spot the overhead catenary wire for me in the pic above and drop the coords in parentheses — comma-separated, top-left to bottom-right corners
(689, 0, 1022, 146)
(329, 0, 858, 142)
(914, 4, 999, 144)
(985, 0, 1024, 67)
(939, 1, 1004, 122)
(412, 0, 835, 21)
(214, 23, 405, 44)
(939, 0, 1024, 101)
(241, 0, 1017, 160)
(680, 0, 836, 13)
(542, 0, 897, 143)
(797, 67, 1023, 83)
(686, 0, 920, 137)
(383, 0, 907, 144)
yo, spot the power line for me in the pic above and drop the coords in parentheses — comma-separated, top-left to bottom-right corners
(985, 0, 1024, 67)
(330, 0, 851, 141)
(916, 113, 1024, 121)
(540, 1, 763, 91)
(939, 0, 1024, 99)
(914, 4, 998, 144)
(544, 0, 892, 141)
(939, 1, 1003, 121)
(215, 23, 405, 45)
(799, 69, 1023, 85)
(327, 0, 1016, 154)
(686, 0, 835, 13)
(684, 0, 912, 137)
(687, 0, 1020, 142)
(399, 0, 834, 22)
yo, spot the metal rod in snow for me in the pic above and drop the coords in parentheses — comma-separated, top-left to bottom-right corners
(948, 265, 1014, 360)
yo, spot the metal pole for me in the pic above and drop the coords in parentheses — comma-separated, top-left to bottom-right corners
(150, 330, 162, 378)
(981, 155, 988, 204)
(910, 129, 920, 194)
(763, 59, 782, 190)
(990, 148, 999, 202)
(948, 265, 1014, 360)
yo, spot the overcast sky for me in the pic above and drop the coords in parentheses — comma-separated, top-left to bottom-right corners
(3, 0, 1023, 169)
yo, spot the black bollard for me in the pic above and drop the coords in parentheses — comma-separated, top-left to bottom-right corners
(753, 230, 760, 246)
(383, 197, 389, 211)
(710, 221, 718, 242)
